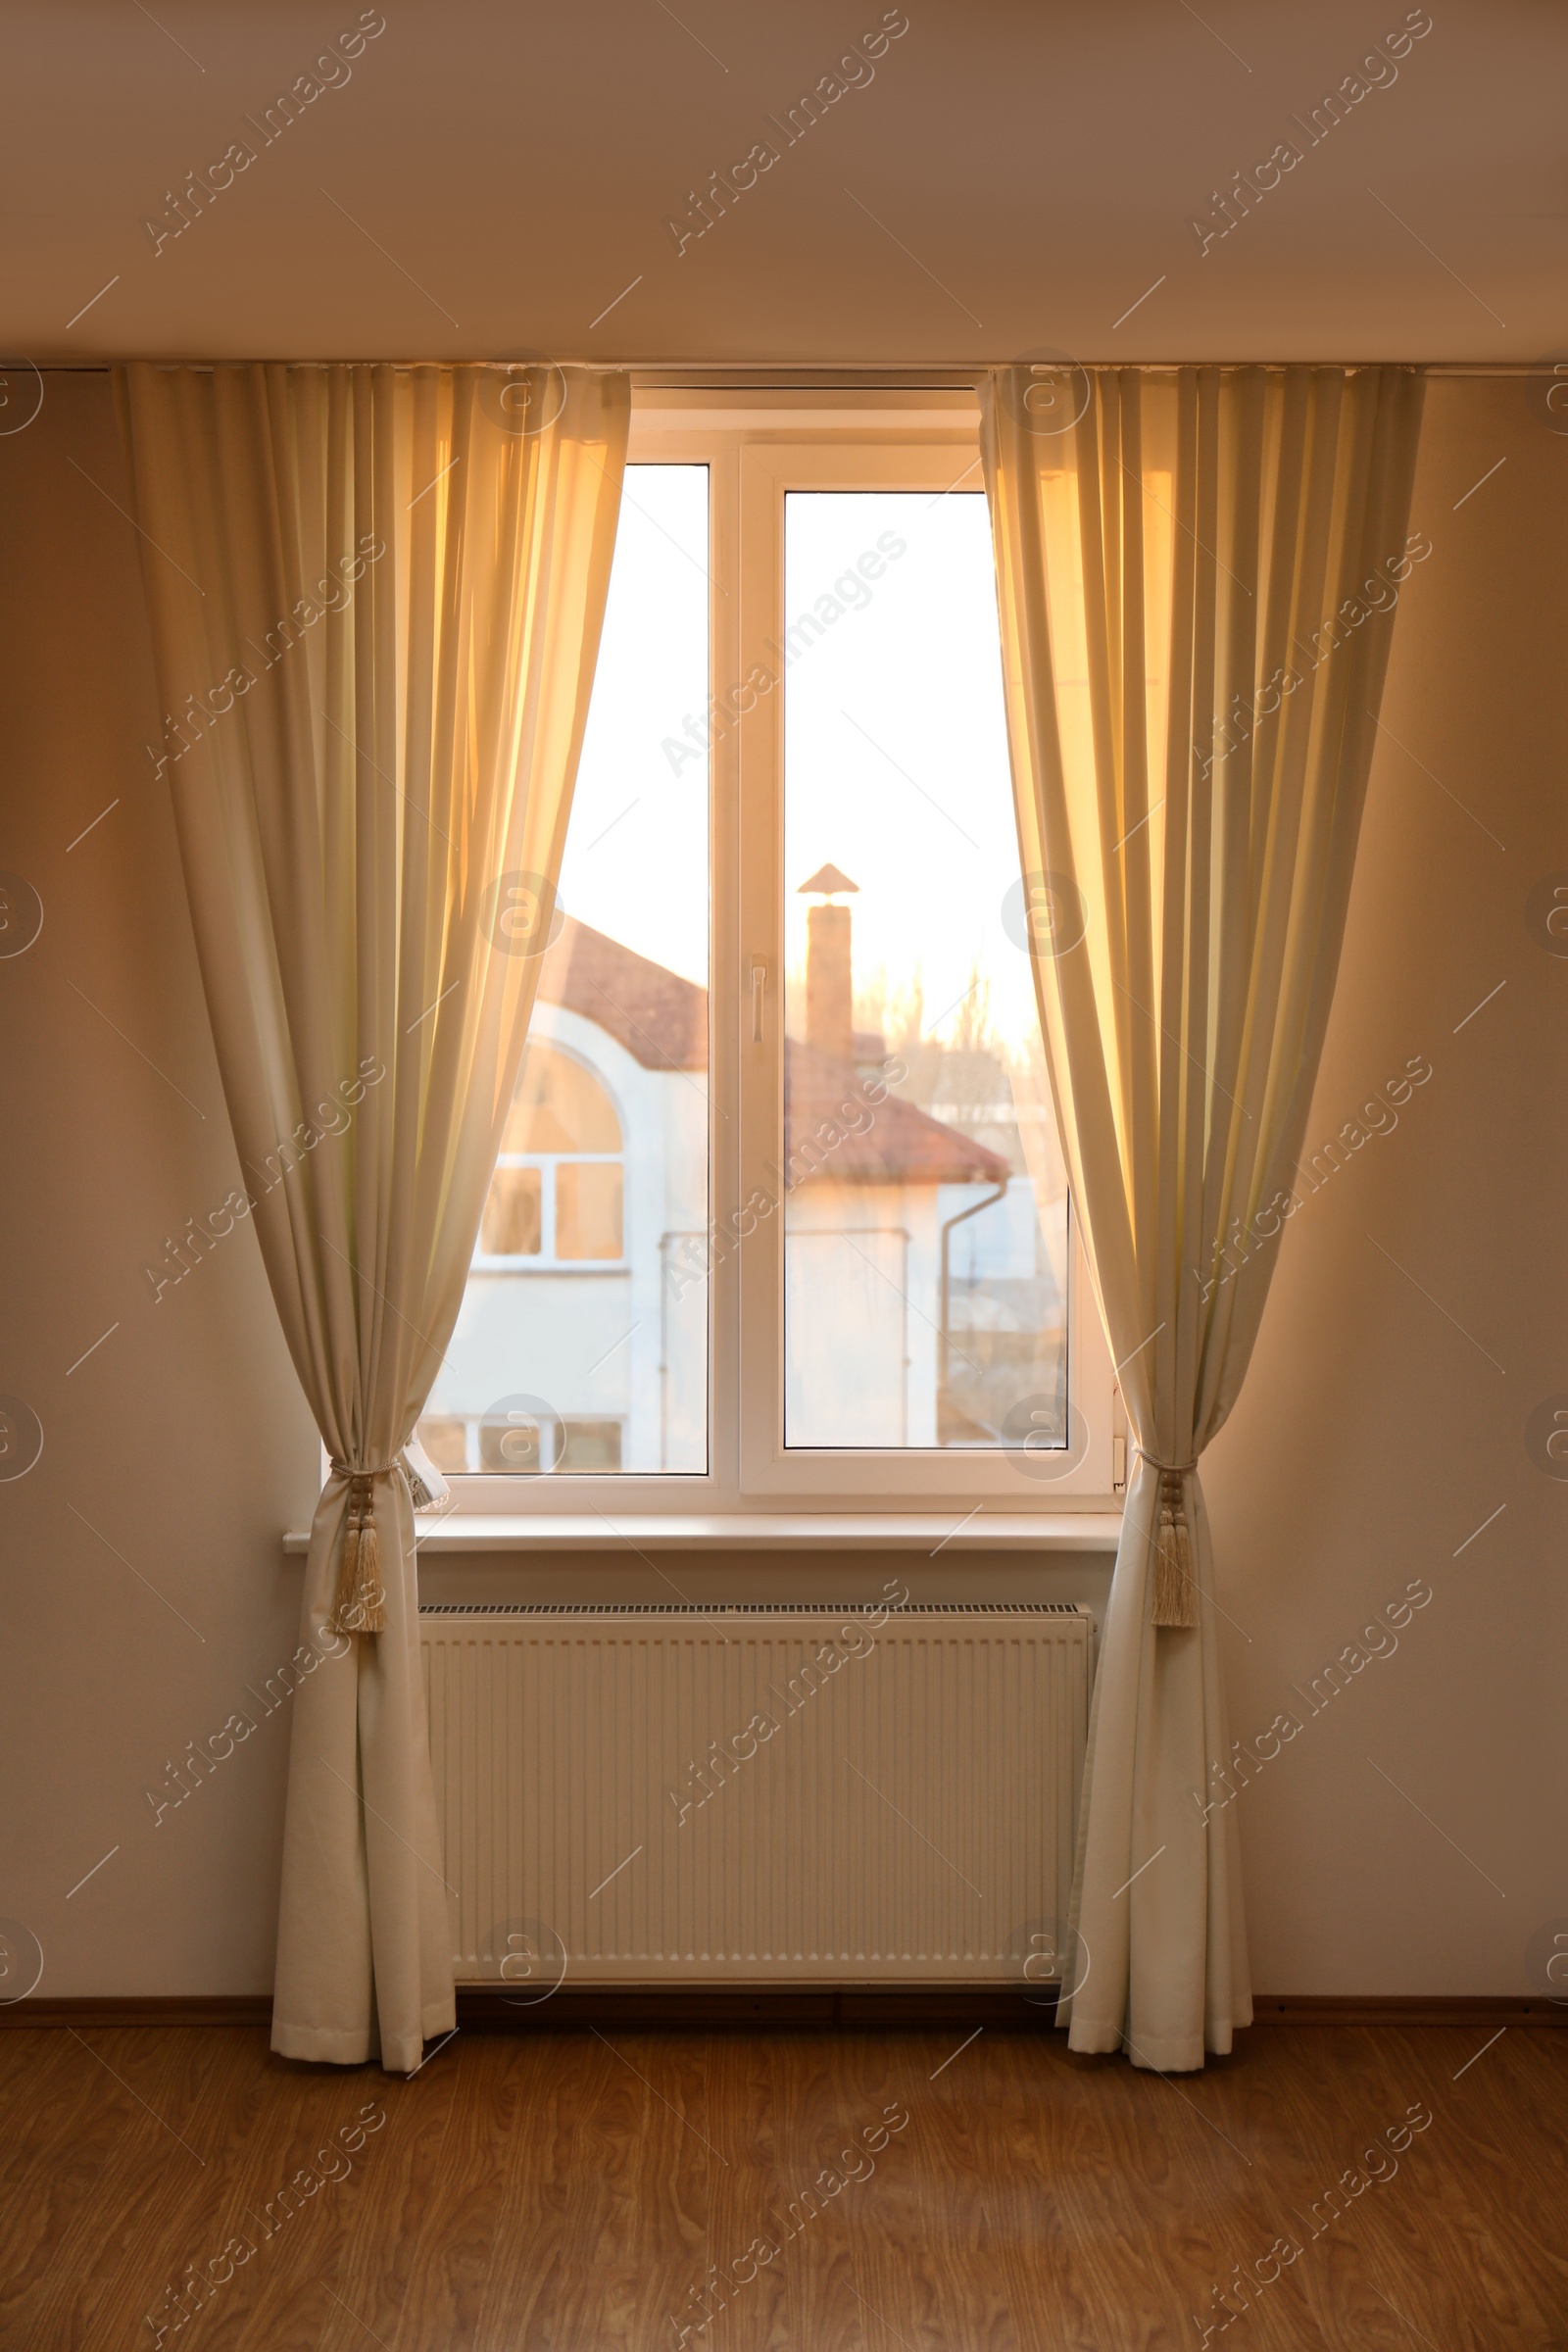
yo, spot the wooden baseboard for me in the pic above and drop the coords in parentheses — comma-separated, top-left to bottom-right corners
(0, 1995, 274, 2030)
(456, 1984, 1063, 2031)
(0, 1987, 1062, 2034)
(5, 1989, 1562, 2032)
(1249, 1994, 1567, 2027)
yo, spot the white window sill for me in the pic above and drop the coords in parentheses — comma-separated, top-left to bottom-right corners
(281, 1509, 1124, 1554)
(467, 1259, 629, 1275)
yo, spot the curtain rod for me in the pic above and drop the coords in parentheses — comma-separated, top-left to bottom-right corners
(20, 361, 1544, 378)
(637, 363, 1541, 379)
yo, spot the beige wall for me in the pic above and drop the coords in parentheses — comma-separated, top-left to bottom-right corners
(0, 375, 319, 1997)
(1205, 374, 1567, 1994)
(0, 372, 1559, 1999)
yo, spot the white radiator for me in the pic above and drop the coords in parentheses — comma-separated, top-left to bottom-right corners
(420, 1602, 1093, 1986)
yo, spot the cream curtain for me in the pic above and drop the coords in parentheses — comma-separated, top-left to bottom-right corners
(119, 362, 628, 2069)
(981, 365, 1424, 2070)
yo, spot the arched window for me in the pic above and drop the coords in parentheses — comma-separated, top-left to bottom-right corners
(478, 1043, 624, 1263)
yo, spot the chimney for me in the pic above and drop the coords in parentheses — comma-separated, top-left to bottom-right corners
(799, 863, 858, 1063)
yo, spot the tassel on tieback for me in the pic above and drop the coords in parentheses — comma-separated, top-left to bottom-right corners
(327, 1473, 387, 1637)
(1152, 1467, 1199, 1630)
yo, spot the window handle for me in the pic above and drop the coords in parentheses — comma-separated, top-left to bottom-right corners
(750, 956, 767, 1043)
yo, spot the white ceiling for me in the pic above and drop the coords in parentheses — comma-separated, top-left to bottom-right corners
(6, 0, 1564, 365)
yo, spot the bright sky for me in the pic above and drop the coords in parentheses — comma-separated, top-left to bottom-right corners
(561, 468, 1043, 1056)
(559, 465, 710, 986)
(783, 489, 1039, 1054)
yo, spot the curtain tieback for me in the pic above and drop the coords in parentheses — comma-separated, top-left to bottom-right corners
(1134, 1449, 1200, 1633)
(324, 1458, 404, 1639)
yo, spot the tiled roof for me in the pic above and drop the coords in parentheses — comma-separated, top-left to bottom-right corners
(785, 1039, 1009, 1187)
(538, 917, 1008, 1187)
(537, 916, 707, 1071)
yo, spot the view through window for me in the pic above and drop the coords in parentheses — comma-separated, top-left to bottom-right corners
(417, 454, 1076, 1488)
(417, 465, 710, 1476)
(781, 491, 1070, 1453)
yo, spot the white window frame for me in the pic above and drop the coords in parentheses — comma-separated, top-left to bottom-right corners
(434, 386, 1120, 1532)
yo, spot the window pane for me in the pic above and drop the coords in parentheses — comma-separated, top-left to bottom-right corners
(556, 1163, 623, 1260)
(418, 466, 710, 1475)
(782, 491, 1069, 1452)
(481, 1167, 542, 1256)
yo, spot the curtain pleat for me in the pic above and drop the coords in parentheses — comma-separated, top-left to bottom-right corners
(118, 361, 628, 2069)
(982, 364, 1424, 2069)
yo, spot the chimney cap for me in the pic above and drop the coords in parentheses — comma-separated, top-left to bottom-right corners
(798, 861, 858, 898)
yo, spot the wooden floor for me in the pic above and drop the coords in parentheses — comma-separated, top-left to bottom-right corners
(4, 2021, 1565, 2350)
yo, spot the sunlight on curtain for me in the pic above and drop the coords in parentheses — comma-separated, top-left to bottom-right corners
(983, 364, 1425, 2069)
(119, 361, 628, 2069)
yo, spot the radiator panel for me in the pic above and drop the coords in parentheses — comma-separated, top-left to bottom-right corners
(420, 1603, 1093, 1984)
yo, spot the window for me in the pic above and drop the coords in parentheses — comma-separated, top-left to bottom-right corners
(477, 1046, 625, 1267)
(421, 395, 1116, 1518)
